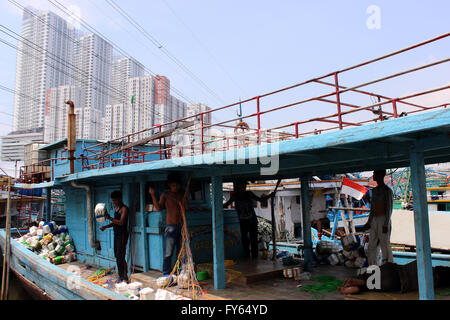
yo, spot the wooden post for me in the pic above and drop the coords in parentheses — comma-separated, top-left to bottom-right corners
(211, 176, 225, 289)
(46, 187, 52, 222)
(270, 179, 282, 260)
(410, 147, 435, 300)
(140, 178, 149, 272)
(300, 176, 313, 272)
(270, 196, 277, 260)
(1, 176, 12, 300)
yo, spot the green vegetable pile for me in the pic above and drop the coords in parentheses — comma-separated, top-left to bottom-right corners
(298, 275, 344, 299)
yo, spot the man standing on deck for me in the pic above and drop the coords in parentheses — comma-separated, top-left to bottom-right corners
(148, 173, 189, 278)
(100, 191, 130, 282)
(363, 170, 394, 266)
(223, 180, 271, 259)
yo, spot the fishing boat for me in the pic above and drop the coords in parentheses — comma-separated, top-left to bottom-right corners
(1, 33, 450, 300)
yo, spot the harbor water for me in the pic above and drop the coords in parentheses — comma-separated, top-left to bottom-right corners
(0, 266, 34, 300)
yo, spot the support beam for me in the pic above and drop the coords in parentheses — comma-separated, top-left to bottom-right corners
(211, 176, 226, 290)
(300, 176, 313, 272)
(122, 182, 133, 276)
(139, 178, 149, 272)
(410, 147, 435, 300)
(45, 187, 52, 222)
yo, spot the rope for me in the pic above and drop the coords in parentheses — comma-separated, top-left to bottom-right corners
(161, 201, 206, 300)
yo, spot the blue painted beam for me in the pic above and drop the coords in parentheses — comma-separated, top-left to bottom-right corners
(211, 176, 226, 290)
(410, 147, 435, 300)
(300, 176, 313, 272)
(122, 181, 133, 277)
(53, 108, 450, 185)
(45, 187, 52, 222)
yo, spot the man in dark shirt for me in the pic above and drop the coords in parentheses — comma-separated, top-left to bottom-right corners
(100, 190, 129, 282)
(338, 261, 450, 295)
(223, 180, 270, 259)
(148, 173, 189, 276)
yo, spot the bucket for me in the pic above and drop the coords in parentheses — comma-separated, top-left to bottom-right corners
(95, 203, 107, 223)
(55, 244, 65, 255)
(54, 256, 65, 265)
(29, 226, 37, 236)
(64, 253, 75, 262)
(42, 225, 51, 234)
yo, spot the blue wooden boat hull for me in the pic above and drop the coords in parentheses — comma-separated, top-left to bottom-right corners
(0, 229, 127, 300)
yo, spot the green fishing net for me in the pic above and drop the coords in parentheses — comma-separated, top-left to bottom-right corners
(298, 275, 344, 299)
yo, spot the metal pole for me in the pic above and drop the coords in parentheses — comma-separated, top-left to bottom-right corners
(200, 113, 204, 154)
(270, 196, 277, 260)
(334, 73, 343, 130)
(66, 100, 76, 174)
(300, 176, 313, 272)
(211, 176, 225, 290)
(256, 96, 261, 143)
(392, 98, 398, 118)
(45, 187, 52, 222)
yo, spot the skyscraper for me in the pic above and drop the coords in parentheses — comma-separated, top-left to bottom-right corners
(13, 7, 74, 132)
(72, 33, 113, 139)
(111, 57, 145, 105)
(43, 85, 84, 143)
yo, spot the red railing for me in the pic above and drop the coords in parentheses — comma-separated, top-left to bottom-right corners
(80, 32, 450, 170)
(19, 159, 56, 184)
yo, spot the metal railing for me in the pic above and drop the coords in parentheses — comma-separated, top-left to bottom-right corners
(78, 32, 450, 171)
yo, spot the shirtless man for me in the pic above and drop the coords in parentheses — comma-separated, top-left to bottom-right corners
(148, 173, 189, 277)
(363, 170, 394, 266)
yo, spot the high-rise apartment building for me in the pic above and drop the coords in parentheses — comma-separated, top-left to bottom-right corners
(72, 33, 113, 139)
(13, 8, 74, 132)
(111, 57, 145, 105)
(43, 85, 84, 143)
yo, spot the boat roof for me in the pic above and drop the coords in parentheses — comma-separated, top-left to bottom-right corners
(52, 107, 450, 185)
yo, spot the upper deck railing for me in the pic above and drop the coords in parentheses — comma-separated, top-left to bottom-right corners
(40, 33, 450, 173)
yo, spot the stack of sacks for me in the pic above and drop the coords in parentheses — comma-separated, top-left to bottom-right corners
(314, 240, 342, 266)
(314, 237, 369, 268)
(17, 221, 76, 265)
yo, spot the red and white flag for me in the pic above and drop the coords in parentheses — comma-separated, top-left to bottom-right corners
(340, 177, 367, 200)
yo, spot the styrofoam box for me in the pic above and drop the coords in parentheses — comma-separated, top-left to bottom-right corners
(139, 287, 155, 300)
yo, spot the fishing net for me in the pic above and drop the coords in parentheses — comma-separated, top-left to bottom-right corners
(298, 275, 344, 299)
(161, 202, 205, 300)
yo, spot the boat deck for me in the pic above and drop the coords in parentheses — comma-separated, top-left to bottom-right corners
(57, 258, 450, 300)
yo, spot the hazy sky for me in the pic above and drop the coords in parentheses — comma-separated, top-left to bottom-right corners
(0, 0, 449, 137)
